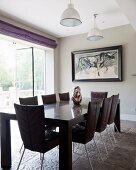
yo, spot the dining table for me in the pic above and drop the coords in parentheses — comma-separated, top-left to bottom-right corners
(0, 98, 120, 170)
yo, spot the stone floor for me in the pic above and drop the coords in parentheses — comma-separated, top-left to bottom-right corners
(0, 120, 136, 170)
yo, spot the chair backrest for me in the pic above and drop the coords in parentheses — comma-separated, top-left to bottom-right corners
(108, 94, 119, 125)
(59, 92, 70, 101)
(85, 101, 101, 142)
(42, 94, 56, 104)
(91, 91, 108, 100)
(96, 96, 112, 132)
(19, 96, 38, 105)
(14, 104, 45, 153)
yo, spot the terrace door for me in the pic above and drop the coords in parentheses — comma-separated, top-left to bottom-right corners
(16, 47, 46, 103)
(16, 47, 33, 99)
(0, 38, 46, 110)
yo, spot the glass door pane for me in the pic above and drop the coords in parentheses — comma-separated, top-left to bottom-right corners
(0, 36, 47, 109)
(34, 48, 46, 103)
(0, 39, 16, 109)
(16, 47, 33, 99)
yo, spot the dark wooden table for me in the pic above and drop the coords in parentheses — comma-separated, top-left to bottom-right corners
(0, 99, 121, 170)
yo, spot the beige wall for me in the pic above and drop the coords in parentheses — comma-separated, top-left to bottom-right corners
(59, 24, 136, 119)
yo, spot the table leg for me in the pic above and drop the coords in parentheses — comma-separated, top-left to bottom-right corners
(114, 102, 121, 132)
(59, 122, 72, 170)
(1, 117, 11, 168)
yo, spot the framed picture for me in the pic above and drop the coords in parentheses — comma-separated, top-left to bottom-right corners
(71, 45, 122, 82)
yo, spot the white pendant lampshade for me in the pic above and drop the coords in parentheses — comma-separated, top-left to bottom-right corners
(60, 2, 82, 27)
(87, 14, 103, 41)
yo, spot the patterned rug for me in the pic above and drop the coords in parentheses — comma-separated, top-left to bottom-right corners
(1, 120, 136, 170)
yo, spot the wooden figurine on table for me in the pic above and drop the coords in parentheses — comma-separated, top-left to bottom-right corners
(72, 86, 82, 105)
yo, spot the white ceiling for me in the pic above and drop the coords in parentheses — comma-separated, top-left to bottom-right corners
(0, 0, 135, 38)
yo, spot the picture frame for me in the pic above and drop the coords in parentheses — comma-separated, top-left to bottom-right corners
(71, 45, 122, 82)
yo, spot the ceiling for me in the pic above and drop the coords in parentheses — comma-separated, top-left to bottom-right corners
(0, 0, 136, 38)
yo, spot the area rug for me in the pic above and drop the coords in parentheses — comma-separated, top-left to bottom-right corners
(1, 121, 136, 170)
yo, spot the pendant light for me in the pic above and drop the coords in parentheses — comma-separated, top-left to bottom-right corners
(87, 14, 103, 41)
(60, 0, 82, 27)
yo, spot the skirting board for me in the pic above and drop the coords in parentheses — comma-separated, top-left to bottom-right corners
(121, 114, 136, 121)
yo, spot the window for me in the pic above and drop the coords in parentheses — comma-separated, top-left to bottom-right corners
(0, 35, 54, 109)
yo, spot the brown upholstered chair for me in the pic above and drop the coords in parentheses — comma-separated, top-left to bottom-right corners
(41, 94, 56, 104)
(107, 94, 119, 143)
(78, 98, 103, 127)
(41, 94, 57, 131)
(59, 92, 70, 101)
(96, 96, 112, 132)
(14, 104, 59, 170)
(72, 101, 101, 169)
(91, 91, 108, 100)
(19, 96, 38, 152)
(108, 94, 119, 126)
(19, 96, 38, 105)
(95, 96, 112, 154)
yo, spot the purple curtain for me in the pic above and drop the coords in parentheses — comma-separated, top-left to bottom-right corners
(0, 20, 57, 49)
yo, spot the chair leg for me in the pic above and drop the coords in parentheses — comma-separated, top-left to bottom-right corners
(19, 143, 23, 153)
(17, 148, 25, 170)
(73, 142, 74, 152)
(114, 122, 119, 132)
(100, 133, 108, 155)
(93, 138, 103, 161)
(41, 153, 44, 170)
(84, 145, 93, 170)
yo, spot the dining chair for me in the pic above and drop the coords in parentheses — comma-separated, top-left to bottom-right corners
(95, 96, 112, 154)
(78, 98, 103, 127)
(41, 94, 56, 104)
(91, 91, 108, 100)
(19, 96, 38, 152)
(59, 92, 70, 101)
(41, 94, 57, 131)
(72, 101, 101, 170)
(107, 94, 119, 143)
(19, 96, 38, 105)
(14, 104, 59, 170)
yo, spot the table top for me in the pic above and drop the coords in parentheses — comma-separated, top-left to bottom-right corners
(0, 98, 90, 121)
(44, 100, 88, 121)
